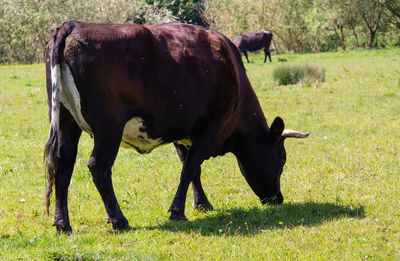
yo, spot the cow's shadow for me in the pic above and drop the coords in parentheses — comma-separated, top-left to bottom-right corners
(150, 202, 364, 236)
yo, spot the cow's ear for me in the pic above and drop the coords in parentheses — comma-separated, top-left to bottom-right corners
(270, 117, 285, 142)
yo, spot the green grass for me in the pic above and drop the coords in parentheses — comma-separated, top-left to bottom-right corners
(1, 49, 400, 259)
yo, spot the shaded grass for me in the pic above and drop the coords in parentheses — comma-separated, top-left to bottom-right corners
(158, 202, 365, 236)
(1, 49, 400, 259)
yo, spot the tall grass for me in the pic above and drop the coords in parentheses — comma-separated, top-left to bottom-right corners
(273, 63, 326, 86)
(0, 49, 399, 259)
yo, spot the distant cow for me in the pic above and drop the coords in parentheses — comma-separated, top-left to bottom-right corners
(44, 21, 309, 233)
(233, 31, 274, 63)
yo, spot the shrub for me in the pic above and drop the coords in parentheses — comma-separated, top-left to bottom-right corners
(273, 64, 326, 86)
(277, 56, 288, 62)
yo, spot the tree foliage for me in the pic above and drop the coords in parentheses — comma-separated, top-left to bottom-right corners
(0, 0, 399, 64)
(145, 0, 207, 26)
(203, 0, 400, 53)
(0, 0, 176, 64)
(385, 0, 400, 29)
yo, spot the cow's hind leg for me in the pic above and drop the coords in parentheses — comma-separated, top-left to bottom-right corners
(53, 105, 82, 233)
(87, 121, 129, 231)
(174, 143, 213, 211)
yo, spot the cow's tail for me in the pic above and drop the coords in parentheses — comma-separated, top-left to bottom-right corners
(44, 22, 75, 217)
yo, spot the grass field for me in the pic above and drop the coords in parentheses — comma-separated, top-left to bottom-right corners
(0, 49, 399, 260)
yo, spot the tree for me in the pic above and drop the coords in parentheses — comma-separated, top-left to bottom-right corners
(256, 0, 279, 31)
(354, 0, 386, 48)
(385, 0, 400, 29)
(145, 0, 207, 26)
(274, 0, 313, 53)
(202, 0, 261, 39)
(321, 0, 364, 50)
(344, 2, 362, 48)
(0, 0, 177, 64)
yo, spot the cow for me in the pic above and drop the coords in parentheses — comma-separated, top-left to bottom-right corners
(44, 21, 309, 233)
(233, 31, 275, 63)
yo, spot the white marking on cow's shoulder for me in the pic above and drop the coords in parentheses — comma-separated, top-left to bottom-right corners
(121, 117, 163, 153)
(59, 62, 92, 134)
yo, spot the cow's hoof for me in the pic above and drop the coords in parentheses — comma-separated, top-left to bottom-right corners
(107, 217, 130, 231)
(53, 219, 72, 234)
(169, 212, 188, 221)
(193, 202, 214, 211)
(168, 207, 188, 221)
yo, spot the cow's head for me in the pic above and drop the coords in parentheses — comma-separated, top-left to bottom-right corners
(235, 117, 309, 205)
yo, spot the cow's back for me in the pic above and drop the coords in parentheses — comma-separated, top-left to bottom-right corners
(61, 22, 243, 151)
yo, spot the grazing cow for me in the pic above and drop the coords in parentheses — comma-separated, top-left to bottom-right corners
(44, 21, 309, 233)
(233, 31, 274, 63)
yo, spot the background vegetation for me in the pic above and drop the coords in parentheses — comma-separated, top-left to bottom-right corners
(203, 0, 400, 53)
(1, 49, 399, 260)
(1, 0, 399, 64)
(0, 0, 177, 64)
(273, 63, 326, 86)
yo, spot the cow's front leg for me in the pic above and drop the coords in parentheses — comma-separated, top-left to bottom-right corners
(168, 159, 201, 221)
(264, 48, 271, 63)
(169, 129, 219, 221)
(87, 124, 129, 231)
(243, 49, 250, 63)
(174, 143, 213, 211)
(53, 106, 82, 233)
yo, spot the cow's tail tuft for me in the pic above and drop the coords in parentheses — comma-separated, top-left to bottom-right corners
(44, 22, 75, 217)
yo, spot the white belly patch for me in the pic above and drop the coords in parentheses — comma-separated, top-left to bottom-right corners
(121, 117, 163, 154)
(57, 63, 172, 154)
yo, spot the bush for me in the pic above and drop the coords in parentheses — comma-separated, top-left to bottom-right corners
(277, 56, 288, 62)
(273, 64, 326, 86)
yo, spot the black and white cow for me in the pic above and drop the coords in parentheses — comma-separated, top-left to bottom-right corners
(44, 21, 309, 233)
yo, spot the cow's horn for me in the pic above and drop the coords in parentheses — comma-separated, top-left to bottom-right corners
(282, 130, 310, 138)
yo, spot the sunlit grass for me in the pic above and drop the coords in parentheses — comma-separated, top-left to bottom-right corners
(1, 49, 400, 259)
